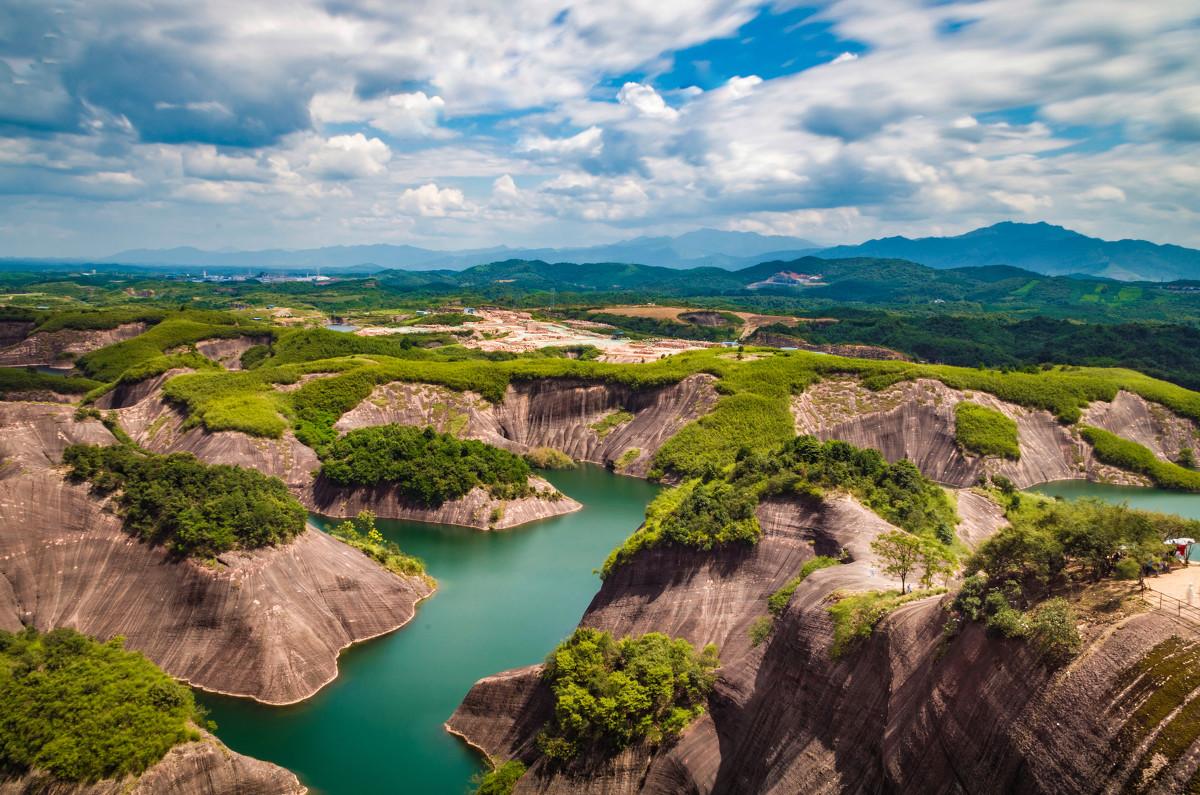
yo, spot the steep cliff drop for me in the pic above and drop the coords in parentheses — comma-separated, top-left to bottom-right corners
(0, 322, 149, 367)
(0, 732, 306, 795)
(0, 401, 433, 705)
(335, 375, 719, 477)
(449, 485, 1200, 794)
(791, 378, 1154, 488)
(106, 376, 583, 529)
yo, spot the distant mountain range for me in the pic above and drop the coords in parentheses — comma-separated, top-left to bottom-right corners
(816, 222, 1200, 282)
(13, 222, 1199, 282)
(102, 229, 819, 273)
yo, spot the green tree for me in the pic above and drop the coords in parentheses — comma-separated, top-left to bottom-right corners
(870, 531, 924, 592)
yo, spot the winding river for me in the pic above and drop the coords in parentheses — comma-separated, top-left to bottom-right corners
(199, 465, 659, 795)
(199, 474, 1200, 793)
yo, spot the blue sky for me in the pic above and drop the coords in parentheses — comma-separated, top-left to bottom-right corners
(0, 0, 1197, 256)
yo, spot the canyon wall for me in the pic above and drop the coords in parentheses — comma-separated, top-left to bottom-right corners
(0, 322, 149, 367)
(450, 487, 1200, 794)
(0, 401, 433, 705)
(792, 378, 1150, 489)
(336, 375, 719, 477)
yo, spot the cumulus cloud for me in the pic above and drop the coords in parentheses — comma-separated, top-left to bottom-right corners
(616, 83, 678, 120)
(311, 88, 448, 137)
(398, 182, 467, 216)
(305, 134, 391, 180)
(0, 0, 1198, 255)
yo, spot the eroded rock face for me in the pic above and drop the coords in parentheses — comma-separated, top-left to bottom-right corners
(194, 335, 272, 370)
(0, 322, 149, 367)
(336, 375, 720, 477)
(792, 378, 1147, 489)
(0, 733, 306, 795)
(450, 491, 1200, 795)
(1083, 389, 1200, 464)
(446, 494, 909, 793)
(0, 402, 433, 705)
(307, 476, 581, 530)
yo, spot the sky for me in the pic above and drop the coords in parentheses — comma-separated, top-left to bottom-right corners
(0, 0, 1198, 257)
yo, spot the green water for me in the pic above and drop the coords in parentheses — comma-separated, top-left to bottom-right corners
(198, 466, 658, 795)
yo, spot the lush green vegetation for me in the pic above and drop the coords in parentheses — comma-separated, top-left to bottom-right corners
(590, 409, 634, 439)
(320, 424, 532, 505)
(536, 628, 718, 760)
(33, 307, 167, 333)
(827, 588, 945, 658)
(63, 444, 306, 557)
(794, 311, 1200, 391)
(474, 760, 526, 795)
(605, 436, 958, 575)
(564, 310, 740, 342)
(1080, 426, 1200, 491)
(76, 312, 269, 382)
(950, 487, 1198, 662)
(329, 511, 429, 581)
(0, 367, 101, 398)
(524, 446, 575, 470)
(0, 627, 202, 782)
(954, 402, 1020, 459)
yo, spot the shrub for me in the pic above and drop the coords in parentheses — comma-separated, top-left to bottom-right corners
(63, 444, 306, 558)
(0, 367, 101, 398)
(524, 446, 575, 470)
(768, 556, 839, 616)
(1026, 598, 1082, 664)
(329, 511, 428, 580)
(1115, 557, 1141, 580)
(748, 615, 774, 646)
(954, 401, 1020, 459)
(474, 760, 526, 795)
(537, 628, 719, 759)
(590, 410, 634, 439)
(0, 627, 201, 782)
(320, 424, 531, 506)
(827, 589, 945, 658)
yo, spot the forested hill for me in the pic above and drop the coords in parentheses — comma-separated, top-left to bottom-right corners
(369, 255, 1200, 322)
(814, 222, 1200, 282)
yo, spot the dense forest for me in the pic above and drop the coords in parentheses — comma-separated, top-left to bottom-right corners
(64, 444, 307, 557)
(0, 627, 202, 782)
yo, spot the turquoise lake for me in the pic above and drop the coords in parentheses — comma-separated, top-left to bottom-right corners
(199, 465, 659, 795)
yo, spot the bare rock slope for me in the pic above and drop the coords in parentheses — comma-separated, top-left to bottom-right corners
(792, 378, 1148, 489)
(0, 322, 149, 367)
(450, 489, 1200, 794)
(0, 402, 433, 705)
(336, 375, 719, 477)
(0, 733, 305, 795)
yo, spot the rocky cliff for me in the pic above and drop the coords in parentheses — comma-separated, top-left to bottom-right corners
(336, 375, 719, 477)
(1083, 389, 1200, 464)
(306, 476, 581, 529)
(450, 486, 1200, 794)
(0, 401, 433, 705)
(0, 322, 149, 367)
(792, 378, 1147, 489)
(0, 732, 305, 795)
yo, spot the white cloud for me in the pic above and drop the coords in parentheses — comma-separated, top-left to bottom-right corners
(519, 126, 604, 156)
(831, 51, 859, 64)
(723, 75, 763, 99)
(398, 182, 467, 216)
(304, 134, 391, 180)
(311, 89, 448, 137)
(617, 82, 678, 120)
